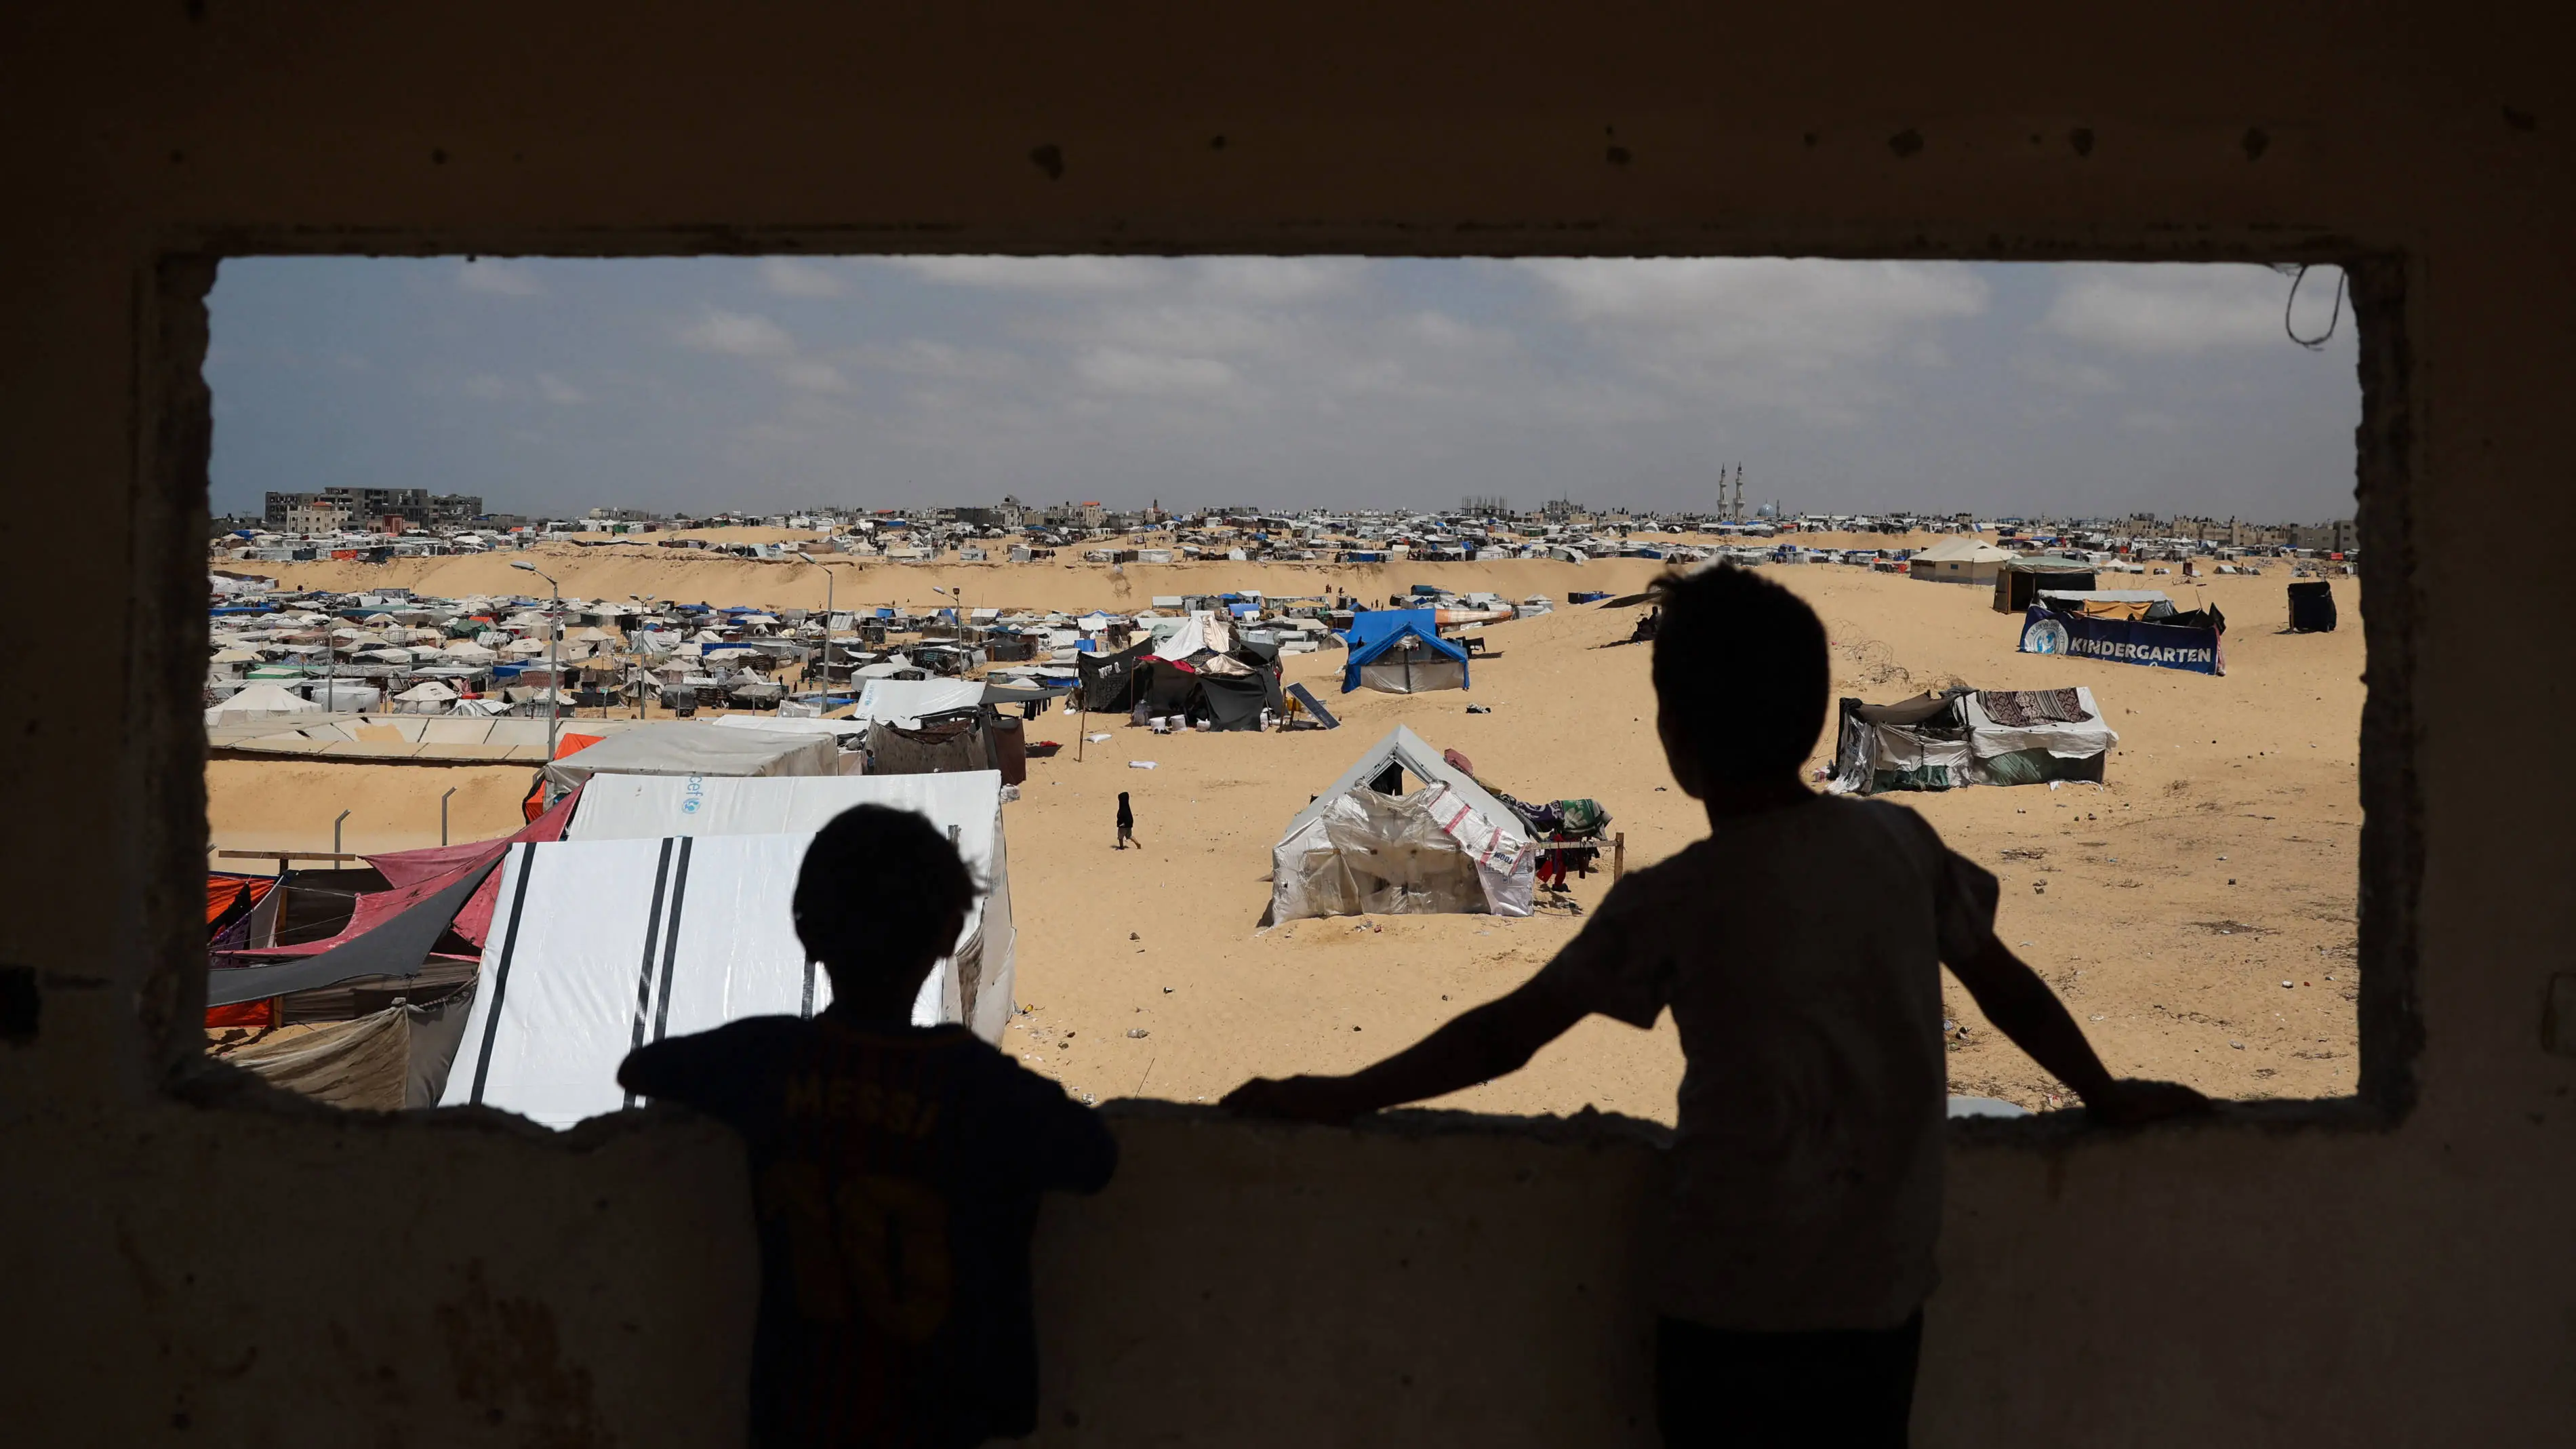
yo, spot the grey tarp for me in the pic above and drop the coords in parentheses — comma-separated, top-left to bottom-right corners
(542, 722, 836, 789)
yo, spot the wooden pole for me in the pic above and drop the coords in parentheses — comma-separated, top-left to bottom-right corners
(1613, 831, 1626, 881)
(1075, 697, 1088, 761)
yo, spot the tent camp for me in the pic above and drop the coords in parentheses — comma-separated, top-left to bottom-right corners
(1272, 725, 1534, 921)
(1341, 610, 1471, 694)
(1828, 686, 2118, 794)
(442, 772, 1017, 1128)
(1908, 537, 2017, 587)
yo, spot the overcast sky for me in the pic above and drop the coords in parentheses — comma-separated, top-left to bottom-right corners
(207, 256, 2359, 522)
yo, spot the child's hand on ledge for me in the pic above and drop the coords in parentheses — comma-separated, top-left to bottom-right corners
(2083, 1078, 2213, 1128)
(1222, 1075, 1365, 1124)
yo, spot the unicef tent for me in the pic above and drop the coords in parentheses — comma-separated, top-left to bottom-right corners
(1341, 610, 1470, 694)
(444, 771, 1016, 1128)
(1272, 726, 1533, 921)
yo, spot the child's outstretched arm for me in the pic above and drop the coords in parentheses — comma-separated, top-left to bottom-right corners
(1947, 934, 2210, 1126)
(1223, 972, 1590, 1124)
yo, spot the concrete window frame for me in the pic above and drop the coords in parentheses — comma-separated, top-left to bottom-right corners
(143, 243, 2422, 1129)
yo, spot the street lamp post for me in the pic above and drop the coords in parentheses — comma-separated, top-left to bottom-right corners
(630, 593, 657, 719)
(510, 558, 563, 759)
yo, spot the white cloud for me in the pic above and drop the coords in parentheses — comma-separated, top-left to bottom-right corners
(536, 372, 587, 405)
(1074, 347, 1238, 397)
(456, 260, 545, 297)
(2042, 264, 2322, 355)
(759, 258, 849, 298)
(1518, 258, 1990, 369)
(1187, 257, 1363, 303)
(887, 256, 1159, 294)
(461, 372, 510, 400)
(780, 360, 853, 394)
(680, 308, 797, 357)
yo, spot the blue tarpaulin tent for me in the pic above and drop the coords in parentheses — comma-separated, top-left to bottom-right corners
(1341, 610, 1470, 694)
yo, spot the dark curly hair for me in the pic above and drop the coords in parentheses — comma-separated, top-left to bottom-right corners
(1649, 563, 1830, 783)
(792, 804, 980, 980)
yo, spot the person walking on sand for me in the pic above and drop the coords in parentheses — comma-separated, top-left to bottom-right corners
(1114, 791, 1137, 850)
(1224, 563, 2207, 1448)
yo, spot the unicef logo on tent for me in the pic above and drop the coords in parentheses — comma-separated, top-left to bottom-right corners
(2022, 618, 2070, 656)
(681, 797, 701, 814)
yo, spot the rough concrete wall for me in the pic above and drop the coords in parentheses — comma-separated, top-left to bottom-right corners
(3, 2, 2572, 1444)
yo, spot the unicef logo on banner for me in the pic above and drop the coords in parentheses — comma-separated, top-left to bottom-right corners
(2022, 617, 2070, 656)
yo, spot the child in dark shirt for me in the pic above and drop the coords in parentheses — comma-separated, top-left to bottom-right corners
(1114, 791, 1136, 850)
(1226, 565, 2206, 1446)
(620, 805, 1116, 1448)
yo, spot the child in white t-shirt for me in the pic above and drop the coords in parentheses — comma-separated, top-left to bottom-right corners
(1225, 563, 2206, 1446)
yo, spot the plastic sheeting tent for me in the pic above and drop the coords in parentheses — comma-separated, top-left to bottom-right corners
(1341, 610, 1470, 694)
(437, 834, 821, 1128)
(1271, 726, 1533, 922)
(1826, 686, 2118, 795)
(205, 681, 321, 725)
(539, 721, 837, 790)
(567, 772, 1013, 1025)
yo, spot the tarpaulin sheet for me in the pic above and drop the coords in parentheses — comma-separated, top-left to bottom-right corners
(438, 835, 827, 1129)
(2019, 605, 2225, 675)
(540, 722, 836, 789)
(207, 856, 504, 1006)
(851, 677, 985, 724)
(565, 772, 1015, 1044)
(367, 786, 581, 949)
(206, 873, 275, 928)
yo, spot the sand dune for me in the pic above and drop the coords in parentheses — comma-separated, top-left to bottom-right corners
(205, 559, 2362, 1115)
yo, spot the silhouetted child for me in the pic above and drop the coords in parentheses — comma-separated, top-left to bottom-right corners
(1226, 564, 2205, 1448)
(1114, 791, 1135, 850)
(620, 805, 1116, 1448)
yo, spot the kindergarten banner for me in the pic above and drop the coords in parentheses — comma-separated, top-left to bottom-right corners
(2019, 605, 2225, 675)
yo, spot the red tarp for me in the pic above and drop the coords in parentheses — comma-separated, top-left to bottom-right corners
(206, 873, 276, 928)
(365, 785, 581, 949)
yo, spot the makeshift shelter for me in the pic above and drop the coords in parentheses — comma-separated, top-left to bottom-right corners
(2288, 580, 2339, 632)
(2033, 589, 2175, 621)
(1074, 639, 1153, 710)
(1341, 610, 1471, 694)
(1271, 726, 1534, 921)
(1908, 536, 2016, 587)
(205, 681, 320, 725)
(1828, 687, 2118, 794)
(1993, 559, 2099, 612)
(449, 772, 1016, 1127)
(538, 721, 837, 791)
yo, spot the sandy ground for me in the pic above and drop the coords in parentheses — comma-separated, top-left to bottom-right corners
(204, 559, 2362, 1114)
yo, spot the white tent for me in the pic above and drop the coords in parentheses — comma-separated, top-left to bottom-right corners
(436, 834, 821, 1128)
(1908, 536, 2016, 585)
(852, 677, 985, 725)
(1270, 725, 1535, 923)
(392, 679, 458, 702)
(431, 772, 1018, 1129)
(541, 721, 838, 789)
(204, 681, 321, 725)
